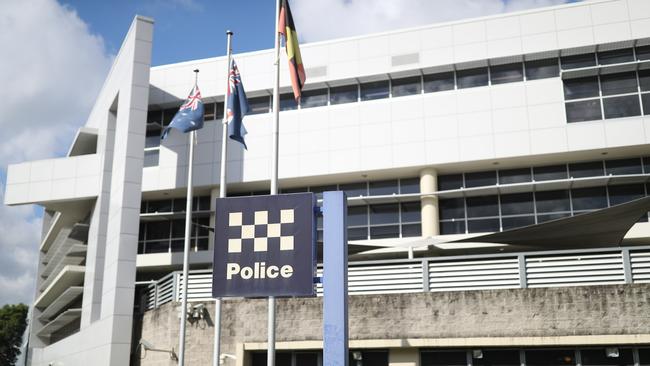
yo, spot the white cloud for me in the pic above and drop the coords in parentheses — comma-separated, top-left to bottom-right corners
(0, 0, 113, 306)
(292, 0, 575, 42)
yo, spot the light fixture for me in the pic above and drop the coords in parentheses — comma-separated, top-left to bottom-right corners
(472, 350, 483, 359)
(220, 353, 237, 365)
(352, 351, 363, 360)
(606, 348, 619, 358)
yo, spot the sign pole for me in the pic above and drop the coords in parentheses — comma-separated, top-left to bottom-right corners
(213, 30, 234, 366)
(178, 69, 199, 365)
(269, 0, 281, 365)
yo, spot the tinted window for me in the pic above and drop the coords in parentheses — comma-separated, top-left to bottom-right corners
(536, 190, 571, 213)
(564, 76, 599, 100)
(144, 150, 159, 167)
(638, 69, 650, 92)
(347, 206, 367, 227)
(216, 102, 224, 120)
(534, 165, 567, 181)
(203, 102, 216, 121)
(490, 63, 523, 84)
(370, 225, 399, 239)
(561, 53, 596, 69)
(401, 202, 421, 222)
(438, 174, 463, 190)
(421, 351, 467, 366)
(642, 93, 650, 115)
(423, 72, 455, 92)
(248, 96, 270, 115)
(500, 193, 534, 215)
(457, 67, 488, 88)
(465, 171, 497, 188)
(468, 218, 500, 233)
(392, 76, 422, 97)
(637, 45, 650, 61)
(572, 187, 608, 211)
(440, 198, 465, 220)
(566, 100, 602, 122)
(348, 227, 367, 240)
(301, 89, 328, 108)
(645, 156, 650, 174)
(638, 347, 650, 364)
(360, 80, 389, 101)
(340, 182, 367, 197)
(499, 168, 532, 184)
(369, 180, 398, 196)
(330, 84, 358, 105)
(526, 349, 575, 365)
(598, 48, 634, 65)
(473, 350, 520, 366)
(525, 58, 560, 80)
(569, 161, 604, 178)
(606, 158, 643, 175)
(400, 178, 420, 194)
(279, 93, 298, 111)
(145, 126, 161, 148)
(440, 221, 465, 234)
(147, 110, 163, 125)
(603, 95, 641, 118)
(580, 348, 634, 365)
(369, 203, 399, 225)
(502, 216, 535, 230)
(600, 72, 638, 96)
(402, 223, 421, 237)
(466, 196, 499, 217)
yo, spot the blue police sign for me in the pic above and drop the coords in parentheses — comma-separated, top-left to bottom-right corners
(212, 193, 316, 297)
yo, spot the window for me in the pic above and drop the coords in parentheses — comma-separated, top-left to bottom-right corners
(465, 171, 497, 188)
(572, 187, 607, 211)
(370, 225, 400, 239)
(438, 174, 463, 190)
(569, 161, 604, 178)
(203, 103, 216, 121)
(579, 348, 634, 365)
(369, 180, 398, 196)
(147, 199, 172, 213)
(468, 218, 500, 232)
(301, 89, 328, 108)
(399, 178, 420, 194)
(563, 76, 599, 100)
(360, 80, 389, 101)
(421, 350, 467, 366)
(566, 100, 602, 122)
(642, 93, 650, 115)
(330, 84, 358, 105)
(498, 168, 531, 185)
(490, 63, 523, 84)
(441, 221, 465, 234)
(533, 165, 567, 181)
(561, 53, 596, 69)
(310, 185, 337, 199)
(162, 107, 178, 126)
(525, 58, 559, 80)
(637, 45, 650, 61)
(147, 109, 163, 125)
(347, 206, 368, 227)
(248, 96, 270, 115)
(369, 203, 399, 225)
(500, 193, 534, 215)
(603, 95, 641, 119)
(457, 67, 488, 88)
(473, 350, 520, 366)
(423, 72, 455, 92)
(600, 72, 638, 96)
(440, 198, 465, 220)
(348, 227, 367, 240)
(340, 182, 367, 197)
(145, 125, 161, 148)
(526, 349, 575, 365)
(640, 70, 650, 92)
(279, 93, 298, 111)
(392, 76, 422, 97)
(466, 196, 498, 217)
(502, 216, 535, 229)
(608, 184, 645, 205)
(645, 156, 650, 174)
(143, 150, 159, 168)
(401, 202, 421, 223)
(597, 48, 634, 65)
(605, 158, 643, 175)
(535, 190, 570, 213)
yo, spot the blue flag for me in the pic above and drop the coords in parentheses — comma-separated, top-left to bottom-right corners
(161, 85, 204, 139)
(226, 59, 250, 149)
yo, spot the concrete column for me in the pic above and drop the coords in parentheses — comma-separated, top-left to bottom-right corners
(420, 168, 439, 237)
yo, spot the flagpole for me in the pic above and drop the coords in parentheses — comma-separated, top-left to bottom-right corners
(268, 0, 281, 365)
(213, 30, 233, 366)
(178, 69, 199, 366)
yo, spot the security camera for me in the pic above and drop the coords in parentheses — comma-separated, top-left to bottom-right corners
(220, 353, 237, 365)
(139, 338, 155, 350)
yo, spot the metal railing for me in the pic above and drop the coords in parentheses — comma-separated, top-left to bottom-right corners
(143, 245, 650, 310)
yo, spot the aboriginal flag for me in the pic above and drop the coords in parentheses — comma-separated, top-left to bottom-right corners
(279, 0, 306, 101)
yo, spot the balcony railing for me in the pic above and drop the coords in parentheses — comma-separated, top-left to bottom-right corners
(142, 245, 650, 310)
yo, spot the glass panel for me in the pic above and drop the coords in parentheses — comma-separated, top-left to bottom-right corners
(350, 351, 388, 366)
(468, 218, 500, 233)
(248, 96, 270, 115)
(400, 178, 420, 194)
(147, 199, 172, 213)
(196, 216, 210, 236)
(348, 227, 367, 240)
(536, 190, 571, 213)
(423, 72, 455, 93)
(498, 168, 531, 184)
(640, 70, 650, 92)
(392, 76, 422, 97)
(502, 215, 535, 230)
(216, 102, 224, 119)
(401, 224, 421, 237)
(642, 93, 650, 115)
(534, 165, 567, 181)
(173, 198, 186, 211)
(360, 80, 389, 101)
(401, 202, 421, 223)
(439, 198, 465, 220)
(144, 150, 159, 167)
(198, 196, 211, 210)
(170, 239, 184, 252)
(638, 347, 650, 364)
(598, 48, 635, 65)
(145, 240, 170, 254)
(369, 180, 398, 196)
(490, 63, 523, 84)
(203, 102, 216, 121)
(457, 67, 489, 89)
(608, 184, 645, 205)
(440, 221, 465, 234)
(347, 206, 368, 227)
(171, 219, 185, 238)
(569, 161, 604, 178)
(369, 203, 399, 225)
(370, 225, 400, 239)
(637, 45, 650, 60)
(466, 196, 499, 218)
(340, 182, 367, 197)
(525, 58, 560, 80)
(330, 84, 358, 105)
(580, 348, 634, 366)
(572, 187, 608, 211)
(147, 110, 163, 125)
(310, 185, 337, 199)
(196, 237, 209, 251)
(295, 352, 319, 366)
(645, 156, 650, 174)
(301, 89, 328, 108)
(421, 350, 468, 366)
(162, 107, 178, 126)
(138, 241, 145, 254)
(465, 171, 497, 188)
(146, 221, 169, 240)
(605, 158, 643, 175)
(252, 352, 291, 366)
(279, 93, 298, 111)
(563, 76, 599, 100)
(473, 349, 521, 366)
(603, 95, 641, 119)
(500, 192, 534, 215)
(566, 100, 602, 122)
(438, 174, 464, 190)
(526, 349, 576, 365)
(601, 72, 638, 96)
(145, 126, 161, 148)
(561, 53, 596, 70)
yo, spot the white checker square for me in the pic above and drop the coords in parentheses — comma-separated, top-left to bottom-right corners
(254, 210, 268, 225)
(280, 209, 294, 224)
(241, 225, 255, 239)
(229, 212, 242, 226)
(254, 237, 268, 252)
(267, 223, 281, 237)
(228, 238, 242, 253)
(280, 236, 294, 251)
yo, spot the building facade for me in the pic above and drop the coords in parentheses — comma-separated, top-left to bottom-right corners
(4, 0, 650, 365)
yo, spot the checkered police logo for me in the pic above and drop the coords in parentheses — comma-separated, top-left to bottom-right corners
(212, 193, 316, 298)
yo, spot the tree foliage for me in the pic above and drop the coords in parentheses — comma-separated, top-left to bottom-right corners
(0, 303, 28, 366)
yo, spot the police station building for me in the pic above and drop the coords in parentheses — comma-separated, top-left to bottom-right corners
(5, 0, 650, 365)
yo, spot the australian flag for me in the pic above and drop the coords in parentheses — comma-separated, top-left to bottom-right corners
(161, 85, 204, 139)
(227, 59, 250, 149)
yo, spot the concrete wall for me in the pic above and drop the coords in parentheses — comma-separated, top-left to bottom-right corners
(136, 284, 650, 366)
